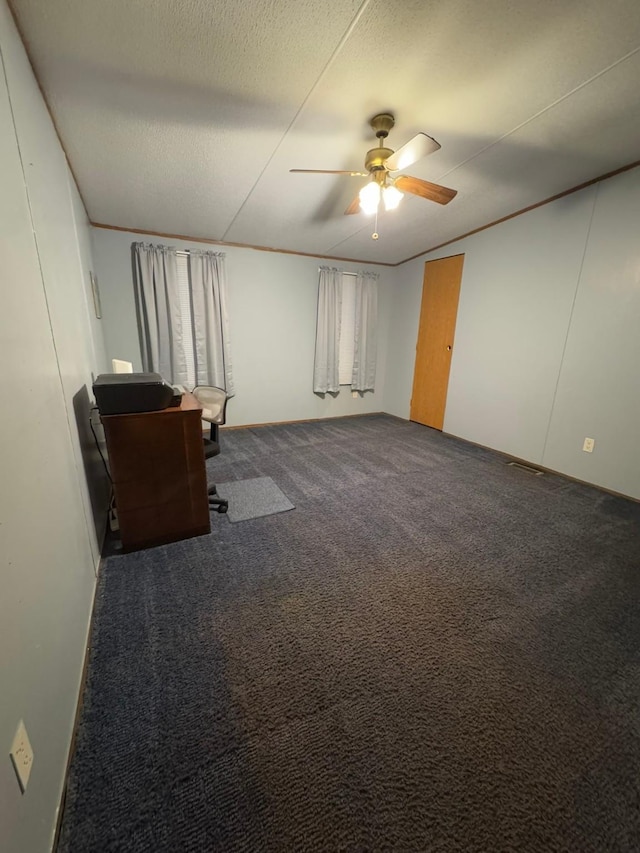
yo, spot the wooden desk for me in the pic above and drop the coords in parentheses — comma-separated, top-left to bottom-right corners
(101, 392, 210, 551)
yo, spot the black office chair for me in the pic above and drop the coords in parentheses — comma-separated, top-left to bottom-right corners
(192, 385, 229, 514)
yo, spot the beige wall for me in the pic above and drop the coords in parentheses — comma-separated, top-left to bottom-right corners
(384, 169, 640, 501)
(92, 227, 391, 427)
(0, 2, 107, 851)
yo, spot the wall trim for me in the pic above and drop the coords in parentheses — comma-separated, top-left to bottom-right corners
(398, 158, 640, 266)
(432, 424, 640, 505)
(9, 0, 640, 272)
(220, 411, 385, 431)
(93, 157, 640, 269)
(51, 562, 101, 851)
(90, 222, 395, 268)
(226, 411, 639, 502)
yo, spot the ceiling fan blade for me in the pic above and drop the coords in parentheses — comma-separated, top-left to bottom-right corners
(344, 195, 361, 215)
(395, 174, 457, 205)
(290, 169, 368, 176)
(385, 133, 441, 172)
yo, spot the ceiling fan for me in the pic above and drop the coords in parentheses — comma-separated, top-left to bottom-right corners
(290, 113, 457, 218)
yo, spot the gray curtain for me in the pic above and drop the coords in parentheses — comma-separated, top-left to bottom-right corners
(188, 250, 234, 394)
(132, 242, 187, 384)
(313, 267, 342, 394)
(351, 271, 378, 391)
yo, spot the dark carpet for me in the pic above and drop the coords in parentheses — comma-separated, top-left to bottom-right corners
(58, 415, 640, 852)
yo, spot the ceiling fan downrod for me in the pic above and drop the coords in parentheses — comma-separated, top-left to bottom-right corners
(365, 113, 396, 173)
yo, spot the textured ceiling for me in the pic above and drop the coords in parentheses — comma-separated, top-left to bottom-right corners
(10, 0, 640, 264)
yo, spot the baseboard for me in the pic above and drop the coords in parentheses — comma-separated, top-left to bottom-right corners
(214, 411, 638, 504)
(435, 426, 640, 506)
(51, 561, 102, 851)
(220, 411, 386, 431)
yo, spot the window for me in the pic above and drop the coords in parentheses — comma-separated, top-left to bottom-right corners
(176, 252, 196, 389)
(338, 273, 356, 385)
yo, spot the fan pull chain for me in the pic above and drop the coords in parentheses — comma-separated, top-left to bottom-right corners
(372, 206, 379, 240)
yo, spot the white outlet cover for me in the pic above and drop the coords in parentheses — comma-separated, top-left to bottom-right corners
(583, 437, 595, 453)
(10, 720, 34, 793)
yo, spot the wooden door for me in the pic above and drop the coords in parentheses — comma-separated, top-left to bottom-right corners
(410, 254, 464, 430)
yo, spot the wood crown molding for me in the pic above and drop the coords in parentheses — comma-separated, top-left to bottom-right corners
(94, 157, 640, 269)
(8, 0, 638, 269)
(89, 222, 396, 268)
(398, 158, 640, 266)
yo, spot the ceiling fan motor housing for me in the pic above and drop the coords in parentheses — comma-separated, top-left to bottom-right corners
(289, 109, 456, 213)
(365, 146, 394, 172)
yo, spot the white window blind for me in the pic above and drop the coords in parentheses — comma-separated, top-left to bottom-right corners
(338, 273, 356, 385)
(176, 253, 196, 389)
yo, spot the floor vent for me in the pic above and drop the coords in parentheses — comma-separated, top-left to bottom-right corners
(507, 461, 543, 476)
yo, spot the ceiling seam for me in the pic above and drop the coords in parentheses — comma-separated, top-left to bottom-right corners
(433, 43, 640, 182)
(220, 0, 374, 242)
(92, 157, 640, 269)
(327, 44, 640, 258)
(394, 157, 640, 267)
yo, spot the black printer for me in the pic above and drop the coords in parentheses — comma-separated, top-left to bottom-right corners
(93, 372, 180, 415)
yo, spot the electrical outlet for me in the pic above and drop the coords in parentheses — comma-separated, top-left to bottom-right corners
(352, 391, 358, 398)
(10, 720, 34, 793)
(583, 437, 595, 453)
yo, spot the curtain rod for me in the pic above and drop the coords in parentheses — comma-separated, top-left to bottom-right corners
(175, 249, 226, 258)
(178, 251, 359, 274)
(318, 267, 357, 276)
(177, 250, 360, 272)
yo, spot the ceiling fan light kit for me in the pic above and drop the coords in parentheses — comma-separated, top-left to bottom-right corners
(382, 182, 403, 210)
(359, 179, 381, 215)
(358, 178, 404, 215)
(290, 112, 457, 236)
